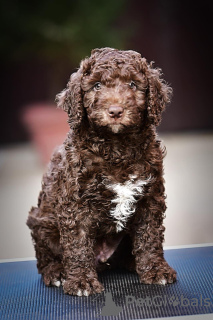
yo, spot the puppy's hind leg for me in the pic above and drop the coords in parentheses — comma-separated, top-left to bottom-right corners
(27, 207, 63, 287)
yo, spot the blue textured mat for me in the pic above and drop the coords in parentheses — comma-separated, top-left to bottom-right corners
(0, 246, 213, 320)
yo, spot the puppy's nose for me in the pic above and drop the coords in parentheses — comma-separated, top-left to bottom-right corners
(108, 105, 124, 119)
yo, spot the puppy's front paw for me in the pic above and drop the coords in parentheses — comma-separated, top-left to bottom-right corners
(139, 261, 177, 285)
(63, 276, 104, 296)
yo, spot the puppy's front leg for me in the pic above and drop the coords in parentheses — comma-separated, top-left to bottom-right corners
(58, 212, 104, 296)
(132, 194, 177, 285)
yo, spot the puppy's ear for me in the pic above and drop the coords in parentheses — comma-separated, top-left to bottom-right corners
(144, 62, 172, 127)
(56, 70, 85, 130)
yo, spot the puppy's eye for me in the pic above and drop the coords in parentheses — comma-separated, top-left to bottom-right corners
(94, 82, 102, 90)
(129, 81, 137, 90)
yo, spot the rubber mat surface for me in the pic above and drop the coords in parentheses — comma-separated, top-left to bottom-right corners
(0, 247, 213, 320)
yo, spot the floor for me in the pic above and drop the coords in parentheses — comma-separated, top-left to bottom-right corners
(1, 247, 213, 319)
(0, 132, 213, 260)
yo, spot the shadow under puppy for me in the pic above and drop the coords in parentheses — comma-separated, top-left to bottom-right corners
(27, 47, 177, 296)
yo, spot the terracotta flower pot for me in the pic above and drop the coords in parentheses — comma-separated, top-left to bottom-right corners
(23, 104, 69, 164)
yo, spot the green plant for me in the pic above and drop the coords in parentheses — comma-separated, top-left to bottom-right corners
(1, 0, 128, 63)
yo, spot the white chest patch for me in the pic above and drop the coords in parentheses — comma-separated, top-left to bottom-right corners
(106, 176, 151, 232)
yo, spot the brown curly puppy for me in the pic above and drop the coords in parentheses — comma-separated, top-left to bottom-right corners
(27, 47, 177, 296)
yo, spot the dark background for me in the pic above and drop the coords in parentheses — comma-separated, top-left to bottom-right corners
(1, 0, 213, 145)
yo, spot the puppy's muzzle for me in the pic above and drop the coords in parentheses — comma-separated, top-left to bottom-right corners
(108, 105, 124, 120)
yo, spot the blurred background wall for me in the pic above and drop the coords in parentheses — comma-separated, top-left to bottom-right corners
(0, 0, 213, 259)
(0, 0, 213, 145)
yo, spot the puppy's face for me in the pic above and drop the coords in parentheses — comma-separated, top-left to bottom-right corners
(56, 48, 172, 131)
(82, 63, 148, 134)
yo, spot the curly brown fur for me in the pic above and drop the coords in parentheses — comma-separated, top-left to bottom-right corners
(27, 47, 176, 296)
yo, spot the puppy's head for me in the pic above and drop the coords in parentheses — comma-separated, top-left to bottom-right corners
(56, 48, 172, 133)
